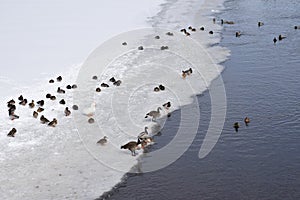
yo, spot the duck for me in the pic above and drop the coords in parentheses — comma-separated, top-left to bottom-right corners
(236, 31, 241, 37)
(9, 111, 19, 120)
(88, 118, 95, 123)
(244, 117, 250, 126)
(46, 93, 51, 98)
(18, 95, 23, 101)
(64, 107, 71, 116)
(138, 46, 144, 50)
(48, 118, 58, 127)
(121, 139, 142, 156)
(113, 80, 122, 86)
(145, 107, 162, 121)
(273, 37, 277, 43)
(101, 83, 109, 88)
(233, 122, 240, 132)
(40, 115, 50, 124)
(57, 87, 65, 94)
(97, 136, 108, 145)
(159, 84, 165, 91)
(7, 99, 15, 105)
(185, 32, 191, 36)
(213, 18, 216, 23)
(19, 99, 28, 106)
(8, 103, 16, 111)
(258, 22, 264, 27)
(96, 87, 101, 92)
(138, 127, 149, 140)
(182, 68, 193, 78)
(33, 111, 38, 118)
(72, 84, 77, 89)
(56, 76, 62, 82)
(278, 34, 286, 40)
(66, 85, 72, 89)
(29, 100, 35, 108)
(37, 107, 44, 112)
(49, 79, 54, 83)
(92, 75, 98, 80)
(186, 67, 193, 75)
(180, 28, 187, 33)
(160, 46, 169, 50)
(83, 102, 96, 117)
(109, 77, 116, 83)
(200, 26, 205, 31)
(50, 96, 56, 100)
(209, 31, 214, 34)
(155, 35, 160, 39)
(163, 101, 171, 110)
(221, 19, 234, 24)
(295, 26, 300, 29)
(154, 87, 160, 92)
(37, 100, 44, 107)
(7, 128, 17, 137)
(72, 105, 79, 110)
(122, 41, 128, 46)
(166, 32, 174, 36)
(59, 99, 66, 105)
(191, 28, 196, 32)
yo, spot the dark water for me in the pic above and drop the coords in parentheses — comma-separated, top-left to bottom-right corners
(99, 0, 300, 199)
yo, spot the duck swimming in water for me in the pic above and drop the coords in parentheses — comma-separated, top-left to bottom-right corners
(233, 122, 240, 132)
(244, 117, 250, 126)
(278, 34, 286, 40)
(236, 31, 241, 37)
(258, 22, 264, 27)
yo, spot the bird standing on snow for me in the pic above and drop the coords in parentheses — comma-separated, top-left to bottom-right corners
(82, 102, 96, 117)
(64, 107, 71, 116)
(97, 136, 108, 145)
(145, 107, 162, 121)
(121, 139, 142, 156)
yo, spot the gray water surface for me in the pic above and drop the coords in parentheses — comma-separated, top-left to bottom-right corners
(100, 0, 300, 199)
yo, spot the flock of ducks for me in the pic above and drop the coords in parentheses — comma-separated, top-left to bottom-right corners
(233, 117, 250, 133)
(6, 16, 295, 154)
(6, 76, 79, 137)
